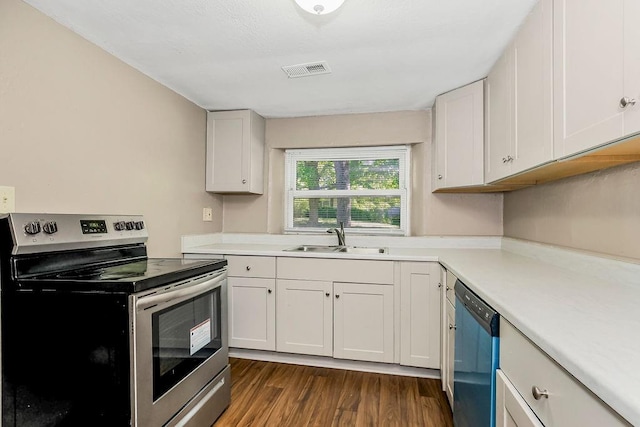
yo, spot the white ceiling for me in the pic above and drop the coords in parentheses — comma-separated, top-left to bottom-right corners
(23, 0, 537, 118)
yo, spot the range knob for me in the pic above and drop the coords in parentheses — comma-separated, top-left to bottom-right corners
(125, 221, 135, 230)
(42, 221, 58, 234)
(113, 221, 126, 231)
(134, 221, 145, 230)
(24, 221, 41, 235)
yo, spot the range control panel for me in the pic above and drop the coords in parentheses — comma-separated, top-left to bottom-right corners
(8, 213, 148, 255)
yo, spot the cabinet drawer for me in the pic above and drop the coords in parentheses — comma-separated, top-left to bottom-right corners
(500, 319, 629, 427)
(226, 255, 275, 278)
(277, 257, 394, 284)
(496, 369, 544, 427)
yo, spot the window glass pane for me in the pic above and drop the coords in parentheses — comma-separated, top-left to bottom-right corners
(293, 196, 401, 230)
(296, 159, 400, 191)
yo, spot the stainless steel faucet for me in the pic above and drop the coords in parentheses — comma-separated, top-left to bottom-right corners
(327, 221, 346, 246)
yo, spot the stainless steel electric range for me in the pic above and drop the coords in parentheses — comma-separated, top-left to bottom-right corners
(0, 213, 230, 427)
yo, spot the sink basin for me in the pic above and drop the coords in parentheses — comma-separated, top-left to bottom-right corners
(337, 246, 388, 254)
(283, 245, 343, 253)
(283, 245, 387, 254)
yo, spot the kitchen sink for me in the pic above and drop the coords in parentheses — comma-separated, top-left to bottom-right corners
(336, 246, 387, 254)
(283, 245, 343, 253)
(283, 245, 387, 254)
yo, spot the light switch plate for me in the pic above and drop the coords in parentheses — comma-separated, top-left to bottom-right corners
(0, 186, 15, 213)
(202, 207, 213, 222)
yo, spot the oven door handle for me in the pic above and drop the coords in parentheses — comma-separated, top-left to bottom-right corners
(136, 269, 226, 311)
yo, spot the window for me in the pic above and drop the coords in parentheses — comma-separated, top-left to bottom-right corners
(285, 146, 409, 235)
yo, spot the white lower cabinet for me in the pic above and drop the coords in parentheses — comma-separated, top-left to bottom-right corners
(276, 279, 394, 363)
(399, 262, 441, 369)
(441, 269, 457, 407)
(496, 369, 544, 427)
(500, 319, 630, 427)
(444, 297, 455, 407)
(228, 277, 276, 350)
(226, 255, 276, 351)
(275, 279, 333, 356)
(334, 282, 394, 363)
(226, 256, 444, 369)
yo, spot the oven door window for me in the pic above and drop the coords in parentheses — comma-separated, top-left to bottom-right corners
(152, 288, 221, 400)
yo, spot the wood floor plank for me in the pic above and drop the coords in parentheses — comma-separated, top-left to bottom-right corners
(305, 368, 347, 427)
(258, 364, 317, 426)
(213, 358, 453, 427)
(354, 372, 380, 427)
(214, 361, 277, 426)
(399, 375, 425, 426)
(284, 372, 326, 426)
(234, 385, 283, 427)
(378, 374, 401, 427)
(422, 396, 454, 427)
(335, 370, 364, 412)
(331, 409, 358, 426)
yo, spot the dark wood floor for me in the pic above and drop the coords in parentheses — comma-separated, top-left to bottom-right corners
(214, 358, 453, 427)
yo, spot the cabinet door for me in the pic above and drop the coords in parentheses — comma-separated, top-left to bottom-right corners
(511, 0, 553, 174)
(207, 110, 250, 192)
(333, 282, 394, 363)
(553, 0, 625, 158)
(433, 80, 484, 189)
(445, 299, 455, 407)
(624, 0, 640, 135)
(400, 262, 441, 369)
(206, 110, 264, 194)
(228, 277, 275, 351)
(496, 370, 544, 427)
(276, 279, 333, 356)
(485, 49, 513, 183)
(439, 266, 447, 392)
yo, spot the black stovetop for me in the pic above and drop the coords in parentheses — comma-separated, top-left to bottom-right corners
(13, 258, 227, 293)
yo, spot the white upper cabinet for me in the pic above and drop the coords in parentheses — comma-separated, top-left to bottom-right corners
(623, 0, 640, 135)
(485, 50, 513, 183)
(433, 80, 484, 190)
(206, 109, 265, 194)
(486, 0, 553, 183)
(553, 0, 628, 158)
(511, 0, 553, 173)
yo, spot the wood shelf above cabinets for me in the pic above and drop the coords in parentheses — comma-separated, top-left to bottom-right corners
(493, 133, 640, 187)
(434, 132, 640, 193)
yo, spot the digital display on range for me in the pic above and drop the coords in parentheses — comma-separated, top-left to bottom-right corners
(80, 220, 108, 234)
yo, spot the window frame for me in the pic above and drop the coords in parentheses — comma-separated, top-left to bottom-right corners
(284, 145, 410, 236)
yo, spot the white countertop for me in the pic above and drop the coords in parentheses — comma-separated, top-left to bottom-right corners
(182, 233, 640, 425)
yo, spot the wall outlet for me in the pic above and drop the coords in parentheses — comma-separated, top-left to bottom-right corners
(0, 186, 15, 213)
(202, 207, 213, 222)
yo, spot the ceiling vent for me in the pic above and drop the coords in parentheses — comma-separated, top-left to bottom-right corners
(282, 61, 332, 78)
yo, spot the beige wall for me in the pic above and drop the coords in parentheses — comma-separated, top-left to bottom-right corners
(222, 110, 504, 236)
(0, 0, 222, 257)
(504, 162, 640, 260)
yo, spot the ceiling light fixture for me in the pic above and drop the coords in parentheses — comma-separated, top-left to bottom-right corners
(294, 0, 345, 15)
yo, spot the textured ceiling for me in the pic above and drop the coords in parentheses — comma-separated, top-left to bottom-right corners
(23, 0, 537, 118)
